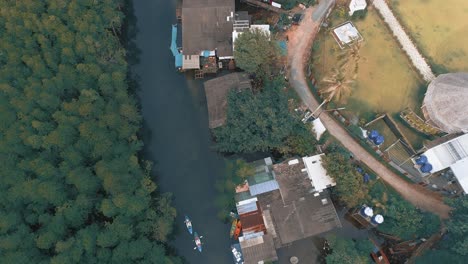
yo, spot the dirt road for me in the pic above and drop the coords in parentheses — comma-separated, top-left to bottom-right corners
(286, 3, 450, 218)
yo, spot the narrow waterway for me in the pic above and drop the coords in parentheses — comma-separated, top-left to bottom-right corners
(130, 0, 232, 262)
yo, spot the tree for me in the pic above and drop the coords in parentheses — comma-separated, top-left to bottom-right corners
(0, 1, 180, 263)
(214, 78, 317, 154)
(326, 235, 373, 264)
(214, 159, 248, 221)
(417, 196, 468, 262)
(234, 29, 280, 76)
(322, 153, 367, 207)
(320, 68, 354, 101)
(377, 197, 440, 240)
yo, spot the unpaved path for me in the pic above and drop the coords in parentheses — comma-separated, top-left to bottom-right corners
(286, 2, 450, 218)
(373, 0, 435, 82)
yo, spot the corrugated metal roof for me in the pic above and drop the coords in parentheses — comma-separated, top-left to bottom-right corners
(237, 200, 258, 215)
(249, 180, 279, 196)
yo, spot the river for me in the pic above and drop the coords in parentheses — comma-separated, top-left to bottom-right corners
(130, 0, 232, 263)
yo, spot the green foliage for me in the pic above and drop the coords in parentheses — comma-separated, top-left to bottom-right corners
(277, 0, 317, 10)
(214, 78, 317, 154)
(445, 197, 468, 256)
(348, 124, 365, 139)
(322, 153, 367, 207)
(234, 29, 280, 76)
(415, 249, 465, 264)
(0, 1, 179, 263)
(326, 235, 373, 264)
(377, 197, 440, 240)
(214, 159, 249, 221)
(350, 9, 368, 20)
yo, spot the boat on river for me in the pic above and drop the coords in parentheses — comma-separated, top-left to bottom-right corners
(229, 219, 238, 238)
(184, 215, 193, 234)
(231, 243, 244, 264)
(233, 220, 242, 240)
(194, 232, 202, 252)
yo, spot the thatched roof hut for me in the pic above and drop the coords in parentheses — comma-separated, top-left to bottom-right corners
(422, 73, 468, 133)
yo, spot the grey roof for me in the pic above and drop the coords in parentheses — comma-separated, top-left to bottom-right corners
(423, 73, 468, 133)
(204, 73, 251, 128)
(273, 159, 314, 204)
(182, 0, 234, 57)
(268, 192, 342, 245)
(240, 234, 278, 264)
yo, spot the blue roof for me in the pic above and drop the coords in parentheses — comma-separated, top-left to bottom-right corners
(249, 179, 280, 196)
(237, 200, 258, 215)
(171, 25, 182, 68)
(175, 54, 182, 68)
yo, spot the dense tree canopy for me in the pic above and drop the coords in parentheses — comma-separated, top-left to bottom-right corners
(376, 197, 440, 240)
(0, 1, 179, 263)
(214, 78, 317, 155)
(325, 235, 373, 264)
(214, 159, 251, 221)
(233, 29, 280, 76)
(322, 153, 367, 207)
(416, 197, 468, 263)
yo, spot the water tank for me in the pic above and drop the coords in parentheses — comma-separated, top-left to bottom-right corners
(356, 167, 364, 174)
(374, 135, 384, 145)
(415, 155, 428, 165)
(360, 207, 374, 218)
(368, 130, 379, 140)
(363, 173, 370, 183)
(371, 214, 384, 225)
(420, 163, 433, 173)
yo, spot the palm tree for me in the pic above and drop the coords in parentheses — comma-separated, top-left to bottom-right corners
(320, 69, 355, 101)
(320, 41, 362, 102)
(336, 41, 362, 75)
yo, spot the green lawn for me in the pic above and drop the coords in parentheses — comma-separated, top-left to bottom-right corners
(390, 0, 468, 72)
(311, 8, 426, 147)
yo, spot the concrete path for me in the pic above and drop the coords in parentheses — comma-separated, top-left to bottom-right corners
(286, 2, 450, 218)
(372, 0, 436, 82)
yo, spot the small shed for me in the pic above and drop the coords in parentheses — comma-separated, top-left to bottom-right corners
(349, 0, 367, 16)
(204, 73, 252, 128)
(182, 55, 200, 69)
(332, 21, 363, 49)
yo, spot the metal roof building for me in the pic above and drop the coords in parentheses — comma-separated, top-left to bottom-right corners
(422, 73, 468, 134)
(303, 154, 336, 193)
(182, 0, 235, 58)
(423, 133, 468, 193)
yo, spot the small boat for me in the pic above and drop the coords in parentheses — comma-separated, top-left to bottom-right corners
(184, 215, 193, 235)
(229, 219, 238, 238)
(194, 232, 202, 252)
(231, 244, 243, 264)
(233, 220, 242, 240)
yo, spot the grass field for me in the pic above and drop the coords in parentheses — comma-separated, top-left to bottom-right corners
(311, 7, 426, 147)
(390, 0, 468, 72)
(311, 8, 424, 115)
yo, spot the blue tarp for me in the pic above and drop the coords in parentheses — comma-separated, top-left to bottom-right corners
(363, 173, 370, 183)
(368, 130, 379, 140)
(171, 24, 182, 68)
(420, 163, 433, 173)
(374, 135, 384, 145)
(278, 40, 287, 56)
(415, 155, 428, 165)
